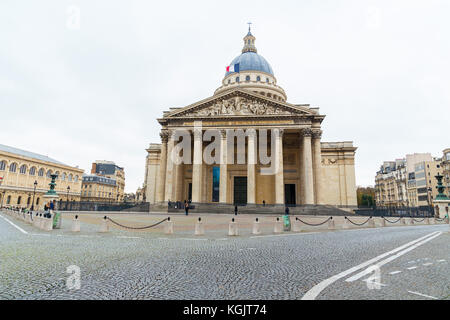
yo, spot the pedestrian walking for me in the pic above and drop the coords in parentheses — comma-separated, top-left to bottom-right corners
(184, 200, 189, 216)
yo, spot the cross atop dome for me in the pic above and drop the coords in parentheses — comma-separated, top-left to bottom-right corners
(242, 24, 257, 53)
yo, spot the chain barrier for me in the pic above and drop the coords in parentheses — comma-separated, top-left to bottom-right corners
(412, 217, 425, 223)
(383, 217, 402, 224)
(345, 216, 371, 226)
(106, 216, 168, 230)
(434, 217, 447, 222)
(295, 216, 331, 226)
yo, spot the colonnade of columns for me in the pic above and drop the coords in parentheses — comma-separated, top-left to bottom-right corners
(154, 127, 324, 205)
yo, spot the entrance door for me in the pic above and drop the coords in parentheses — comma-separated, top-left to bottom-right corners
(284, 184, 296, 206)
(233, 177, 247, 205)
(188, 183, 192, 202)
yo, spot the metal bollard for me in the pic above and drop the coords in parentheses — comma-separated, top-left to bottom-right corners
(33, 213, 39, 228)
(292, 217, 302, 232)
(165, 217, 174, 234)
(328, 217, 335, 230)
(252, 218, 261, 235)
(368, 217, 375, 228)
(342, 217, 350, 229)
(99, 216, 109, 233)
(26, 213, 33, 224)
(228, 218, 238, 236)
(71, 215, 80, 232)
(195, 217, 204, 236)
(400, 218, 406, 225)
(273, 217, 283, 233)
(380, 217, 386, 227)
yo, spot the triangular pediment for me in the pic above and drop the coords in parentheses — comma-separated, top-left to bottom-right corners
(163, 89, 317, 119)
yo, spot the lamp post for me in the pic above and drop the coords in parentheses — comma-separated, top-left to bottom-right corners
(0, 176, 4, 208)
(31, 180, 38, 211)
(66, 186, 70, 210)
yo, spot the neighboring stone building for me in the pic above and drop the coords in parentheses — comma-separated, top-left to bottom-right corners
(0, 143, 83, 209)
(442, 148, 450, 198)
(375, 152, 447, 208)
(90, 160, 125, 201)
(375, 159, 408, 207)
(80, 174, 117, 202)
(143, 29, 357, 211)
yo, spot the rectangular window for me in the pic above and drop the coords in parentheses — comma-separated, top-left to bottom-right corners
(212, 166, 220, 202)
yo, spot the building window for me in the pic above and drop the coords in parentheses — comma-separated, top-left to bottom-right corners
(236, 77, 240, 83)
(29, 167, 36, 175)
(228, 79, 231, 84)
(17, 196, 21, 205)
(36, 198, 40, 205)
(61, 173, 66, 181)
(245, 75, 250, 82)
(38, 168, 44, 177)
(256, 76, 261, 82)
(9, 163, 17, 173)
(46, 170, 52, 178)
(19, 165, 27, 174)
(75, 175, 78, 182)
(0, 161, 6, 171)
(7, 195, 11, 204)
(266, 78, 269, 83)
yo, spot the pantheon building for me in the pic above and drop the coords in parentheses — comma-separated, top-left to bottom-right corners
(144, 29, 357, 212)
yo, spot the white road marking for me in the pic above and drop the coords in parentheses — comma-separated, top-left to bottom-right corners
(422, 262, 433, 266)
(407, 291, 438, 300)
(30, 233, 51, 237)
(0, 214, 28, 234)
(181, 238, 207, 241)
(158, 237, 169, 240)
(389, 271, 402, 275)
(301, 231, 440, 300)
(345, 232, 441, 282)
(216, 238, 228, 241)
(362, 279, 387, 287)
(407, 266, 418, 270)
(248, 247, 256, 250)
(437, 259, 446, 262)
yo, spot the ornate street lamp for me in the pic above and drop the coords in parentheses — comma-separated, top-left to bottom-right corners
(31, 180, 38, 211)
(0, 176, 4, 208)
(66, 186, 70, 210)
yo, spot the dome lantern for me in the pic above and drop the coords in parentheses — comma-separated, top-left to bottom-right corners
(242, 23, 257, 53)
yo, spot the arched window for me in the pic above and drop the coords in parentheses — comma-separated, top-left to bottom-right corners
(7, 195, 11, 204)
(29, 167, 36, 175)
(61, 173, 66, 181)
(17, 196, 21, 205)
(74, 175, 79, 182)
(228, 79, 231, 84)
(0, 161, 6, 171)
(46, 170, 52, 178)
(38, 168, 44, 177)
(27, 197, 31, 205)
(19, 165, 27, 174)
(245, 75, 250, 82)
(55, 171, 60, 179)
(9, 163, 17, 173)
(68, 174, 73, 182)
(256, 76, 261, 82)
(36, 197, 40, 205)
(266, 78, 269, 83)
(236, 77, 240, 83)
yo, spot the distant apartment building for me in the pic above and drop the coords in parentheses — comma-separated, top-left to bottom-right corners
(442, 148, 450, 197)
(81, 174, 117, 202)
(90, 160, 125, 202)
(375, 151, 448, 208)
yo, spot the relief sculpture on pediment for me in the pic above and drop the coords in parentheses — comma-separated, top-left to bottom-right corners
(184, 97, 300, 117)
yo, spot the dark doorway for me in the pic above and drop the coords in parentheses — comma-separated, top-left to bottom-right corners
(233, 177, 247, 205)
(285, 184, 296, 206)
(188, 183, 192, 202)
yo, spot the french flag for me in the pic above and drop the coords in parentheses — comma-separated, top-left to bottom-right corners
(226, 63, 240, 73)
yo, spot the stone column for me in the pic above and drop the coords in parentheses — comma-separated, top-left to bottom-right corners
(302, 128, 315, 205)
(219, 129, 228, 203)
(247, 129, 257, 204)
(312, 129, 324, 204)
(174, 161, 183, 202)
(164, 130, 175, 202)
(155, 130, 168, 202)
(275, 129, 285, 205)
(192, 128, 203, 203)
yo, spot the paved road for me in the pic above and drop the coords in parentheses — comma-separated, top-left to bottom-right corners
(0, 212, 448, 300)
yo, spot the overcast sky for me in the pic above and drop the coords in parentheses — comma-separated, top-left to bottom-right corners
(1, 0, 449, 193)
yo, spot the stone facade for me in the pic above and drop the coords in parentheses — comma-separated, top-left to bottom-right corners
(80, 174, 117, 202)
(0, 144, 83, 209)
(143, 30, 357, 210)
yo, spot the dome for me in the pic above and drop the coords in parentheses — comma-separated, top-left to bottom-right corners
(225, 51, 274, 77)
